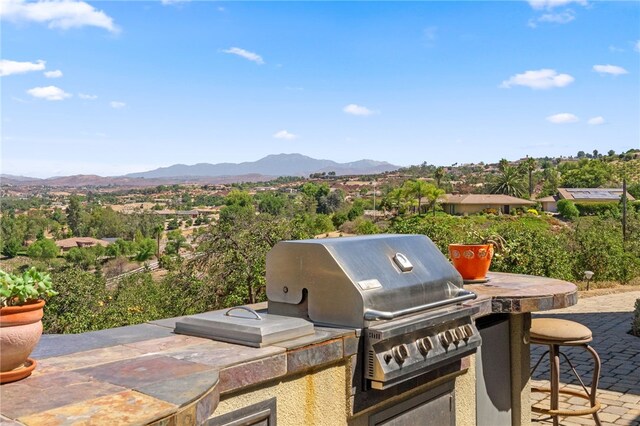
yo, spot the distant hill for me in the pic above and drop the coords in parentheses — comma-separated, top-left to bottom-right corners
(125, 154, 399, 179)
(1, 174, 42, 184)
(0, 154, 400, 188)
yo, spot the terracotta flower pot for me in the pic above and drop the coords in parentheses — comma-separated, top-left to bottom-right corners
(448, 244, 494, 281)
(0, 299, 44, 382)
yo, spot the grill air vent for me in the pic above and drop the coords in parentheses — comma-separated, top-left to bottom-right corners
(367, 350, 375, 376)
(369, 331, 381, 340)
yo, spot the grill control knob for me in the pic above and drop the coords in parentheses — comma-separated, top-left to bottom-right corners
(463, 324, 474, 338)
(391, 344, 410, 364)
(456, 327, 467, 341)
(452, 328, 463, 344)
(416, 337, 433, 356)
(439, 330, 454, 347)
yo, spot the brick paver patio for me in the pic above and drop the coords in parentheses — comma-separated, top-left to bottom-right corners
(531, 291, 640, 426)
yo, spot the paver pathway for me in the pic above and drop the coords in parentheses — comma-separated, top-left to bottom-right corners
(531, 291, 640, 426)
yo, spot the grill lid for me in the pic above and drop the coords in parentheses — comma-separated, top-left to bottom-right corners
(266, 234, 472, 328)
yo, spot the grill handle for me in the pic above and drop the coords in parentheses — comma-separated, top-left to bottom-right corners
(363, 289, 477, 321)
(225, 306, 263, 320)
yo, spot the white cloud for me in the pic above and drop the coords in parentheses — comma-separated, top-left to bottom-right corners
(546, 113, 579, 124)
(593, 64, 629, 76)
(500, 69, 574, 89)
(343, 104, 376, 116)
(0, 59, 45, 77)
(160, 0, 190, 4)
(26, 86, 71, 101)
(222, 47, 264, 65)
(587, 116, 605, 125)
(609, 45, 624, 53)
(273, 130, 298, 140)
(78, 93, 97, 99)
(636, 41, 640, 52)
(537, 11, 575, 24)
(44, 69, 63, 78)
(110, 101, 126, 109)
(528, 0, 587, 10)
(0, 0, 119, 33)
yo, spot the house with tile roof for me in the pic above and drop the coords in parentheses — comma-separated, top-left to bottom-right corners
(441, 194, 535, 215)
(55, 237, 111, 252)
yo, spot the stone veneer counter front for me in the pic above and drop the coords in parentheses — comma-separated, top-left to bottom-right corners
(0, 272, 576, 425)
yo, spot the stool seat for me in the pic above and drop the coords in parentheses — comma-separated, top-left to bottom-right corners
(530, 318, 592, 344)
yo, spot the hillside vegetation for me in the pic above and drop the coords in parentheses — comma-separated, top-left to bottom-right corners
(1, 148, 638, 333)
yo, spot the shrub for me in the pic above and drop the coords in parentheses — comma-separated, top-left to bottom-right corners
(43, 268, 109, 333)
(571, 216, 639, 283)
(331, 212, 348, 228)
(489, 221, 575, 281)
(26, 238, 59, 260)
(557, 199, 579, 220)
(574, 202, 620, 218)
(354, 218, 380, 235)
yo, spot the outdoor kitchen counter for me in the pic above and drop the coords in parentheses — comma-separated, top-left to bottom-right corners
(0, 302, 359, 426)
(464, 271, 578, 316)
(0, 272, 578, 426)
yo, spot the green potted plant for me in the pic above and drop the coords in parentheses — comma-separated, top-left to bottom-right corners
(448, 231, 506, 282)
(0, 267, 57, 384)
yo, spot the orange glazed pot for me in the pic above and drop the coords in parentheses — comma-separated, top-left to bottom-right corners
(448, 244, 494, 281)
(0, 299, 44, 382)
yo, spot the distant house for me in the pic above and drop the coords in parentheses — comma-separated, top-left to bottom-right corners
(538, 188, 635, 212)
(441, 194, 535, 215)
(153, 210, 199, 218)
(55, 237, 111, 252)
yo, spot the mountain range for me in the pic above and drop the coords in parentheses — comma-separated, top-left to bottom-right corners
(1, 154, 400, 188)
(125, 154, 398, 179)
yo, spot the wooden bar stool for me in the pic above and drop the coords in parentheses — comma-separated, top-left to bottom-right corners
(530, 318, 602, 426)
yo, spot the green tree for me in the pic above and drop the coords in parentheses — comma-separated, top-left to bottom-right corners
(257, 193, 286, 215)
(557, 199, 579, 220)
(26, 238, 59, 260)
(192, 212, 306, 306)
(354, 218, 379, 235)
(66, 196, 83, 236)
(134, 238, 157, 262)
(1, 213, 24, 258)
(560, 159, 612, 188)
(347, 199, 366, 221)
(434, 166, 445, 188)
(66, 247, 98, 270)
(165, 230, 187, 255)
(224, 190, 253, 207)
(489, 165, 526, 198)
(43, 268, 108, 333)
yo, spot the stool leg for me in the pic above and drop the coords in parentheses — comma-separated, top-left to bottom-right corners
(585, 345, 602, 426)
(550, 344, 560, 426)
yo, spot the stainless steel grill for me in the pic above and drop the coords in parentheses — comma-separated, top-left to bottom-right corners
(266, 234, 482, 390)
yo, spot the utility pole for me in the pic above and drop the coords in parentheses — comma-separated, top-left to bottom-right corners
(373, 181, 376, 223)
(622, 177, 627, 242)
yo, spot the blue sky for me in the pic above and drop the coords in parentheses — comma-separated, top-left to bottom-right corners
(1, 0, 639, 178)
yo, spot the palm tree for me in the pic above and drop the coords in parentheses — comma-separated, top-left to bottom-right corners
(489, 165, 526, 198)
(522, 157, 537, 198)
(434, 166, 445, 188)
(152, 223, 164, 258)
(405, 180, 431, 214)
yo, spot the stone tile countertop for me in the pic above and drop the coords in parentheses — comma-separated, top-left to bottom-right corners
(0, 272, 577, 425)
